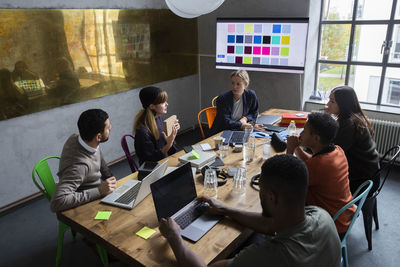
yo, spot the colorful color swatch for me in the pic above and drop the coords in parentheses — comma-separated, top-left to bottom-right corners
(217, 22, 296, 67)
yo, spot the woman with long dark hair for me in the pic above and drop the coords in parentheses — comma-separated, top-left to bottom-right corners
(133, 86, 179, 165)
(325, 85, 380, 194)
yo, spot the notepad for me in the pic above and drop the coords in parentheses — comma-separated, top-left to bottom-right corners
(94, 211, 112, 220)
(136, 226, 156, 239)
(163, 115, 177, 136)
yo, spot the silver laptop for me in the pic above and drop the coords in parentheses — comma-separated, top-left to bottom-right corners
(101, 160, 168, 209)
(150, 162, 221, 242)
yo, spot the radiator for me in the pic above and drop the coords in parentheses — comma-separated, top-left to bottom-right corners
(370, 119, 400, 161)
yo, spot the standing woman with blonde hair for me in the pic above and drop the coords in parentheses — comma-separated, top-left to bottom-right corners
(209, 69, 259, 136)
(325, 85, 380, 194)
(134, 86, 180, 165)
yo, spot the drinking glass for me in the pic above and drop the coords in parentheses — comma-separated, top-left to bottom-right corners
(244, 125, 253, 141)
(203, 168, 218, 198)
(262, 136, 271, 160)
(219, 142, 229, 158)
(243, 136, 255, 162)
(232, 167, 246, 195)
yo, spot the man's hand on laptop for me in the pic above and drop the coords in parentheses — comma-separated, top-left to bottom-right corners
(98, 176, 117, 196)
(159, 217, 181, 241)
(198, 196, 228, 216)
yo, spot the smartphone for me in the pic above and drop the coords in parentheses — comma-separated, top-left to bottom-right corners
(183, 145, 193, 153)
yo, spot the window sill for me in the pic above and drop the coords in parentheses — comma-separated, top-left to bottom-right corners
(305, 99, 400, 116)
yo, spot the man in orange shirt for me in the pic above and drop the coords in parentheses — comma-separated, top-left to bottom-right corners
(287, 112, 355, 238)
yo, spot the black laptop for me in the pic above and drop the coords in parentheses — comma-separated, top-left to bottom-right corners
(150, 162, 221, 242)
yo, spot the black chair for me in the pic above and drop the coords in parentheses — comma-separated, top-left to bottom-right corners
(362, 145, 400, 250)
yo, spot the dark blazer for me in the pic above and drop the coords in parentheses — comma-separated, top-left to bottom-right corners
(335, 118, 380, 194)
(208, 89, 259, 136)
(134, 116, 177, 165)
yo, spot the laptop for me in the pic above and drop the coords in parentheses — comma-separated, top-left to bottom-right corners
(101, 160, 168, 209)
(256, 114, 281, 125)
(150, 162, 221, 242)
(221, 130, 249, 145)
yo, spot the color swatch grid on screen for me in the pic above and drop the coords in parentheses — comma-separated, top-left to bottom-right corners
(224, 23, 291, 66)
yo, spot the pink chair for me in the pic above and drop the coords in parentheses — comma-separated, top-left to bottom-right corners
(121, 134, 139, 173)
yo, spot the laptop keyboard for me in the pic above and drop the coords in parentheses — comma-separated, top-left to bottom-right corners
(174, 202, 208, 229)
(230, 131, 245, 143)
(115, 182, 141, 204)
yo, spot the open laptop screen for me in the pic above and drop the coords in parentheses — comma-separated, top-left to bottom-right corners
(151, 163, 196, 220)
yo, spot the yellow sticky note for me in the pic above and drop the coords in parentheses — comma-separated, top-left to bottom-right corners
(136, 226, 156, 239)
(94, 211, 112, 220)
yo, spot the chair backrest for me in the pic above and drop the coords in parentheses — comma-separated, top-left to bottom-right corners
(197, 107, 217, 139)
(121, 134, 139, 173)
(32, 156, 60, 202)
(211, 96, 218, 107)
(374, 145, 400, 196)
(333, 180, 373, 241)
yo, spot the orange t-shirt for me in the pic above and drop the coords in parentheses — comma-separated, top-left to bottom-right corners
(304, 146, 355, 233)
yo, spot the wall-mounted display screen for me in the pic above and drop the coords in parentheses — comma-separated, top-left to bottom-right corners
(216, 18, 309, 73)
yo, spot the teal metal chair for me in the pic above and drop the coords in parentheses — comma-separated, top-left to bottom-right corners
(333, 180, 373, 267)
(32, 156, 108, 267)
(361, 145, 400, 250)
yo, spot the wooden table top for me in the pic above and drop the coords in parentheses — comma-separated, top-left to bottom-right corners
(58, 108, 296, 266)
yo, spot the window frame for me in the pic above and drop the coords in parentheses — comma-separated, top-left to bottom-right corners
(314, 0, 400, 107)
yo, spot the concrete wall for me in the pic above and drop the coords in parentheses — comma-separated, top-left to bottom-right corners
(198, 0, 310, 111)
(0, 0, 200, 208)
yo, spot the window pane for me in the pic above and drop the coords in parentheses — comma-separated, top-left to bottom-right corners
(382, 67, 400, 106)
(389, 24, 400, 63)
(352, 25, 387, 62)
(396, 1, 400, 19)
(356, 0, 393, 20)
(323, 0, 354, 20)
(348, 65, 382, 103)
(320, 24, 351, 61)
(317, 63, 346, 96)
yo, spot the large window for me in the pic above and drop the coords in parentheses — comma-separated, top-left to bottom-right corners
(315, 0, 400, 107)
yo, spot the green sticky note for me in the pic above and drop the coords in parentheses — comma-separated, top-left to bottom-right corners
(191, 150, 200, 159)
(136, 226, 156, 239)
(94, 211, 112, 220)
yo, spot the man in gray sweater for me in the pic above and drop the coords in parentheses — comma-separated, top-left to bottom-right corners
(51, 109, 116, 212)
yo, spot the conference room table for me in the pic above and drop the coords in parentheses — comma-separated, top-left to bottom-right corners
(57, 108, 298, 266)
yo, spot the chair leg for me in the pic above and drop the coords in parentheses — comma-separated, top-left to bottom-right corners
(56, 222, 70, 267)
(362, 199, 374, 250)
(373, 198, 379, 230)
(96, 244, 109, 267)
(71, 229, 77, 242)
(342, 246, 348, 267)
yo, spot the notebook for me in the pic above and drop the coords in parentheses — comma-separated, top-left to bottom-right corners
(101, 160, 168, 209)
(163, 115, 177, 136)
(221, 130, 250, 145)
(151, 162, 221, 242)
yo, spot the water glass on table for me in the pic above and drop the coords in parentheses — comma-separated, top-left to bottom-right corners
(203, 168, 218, 198)
(232, 167, 246, 195)
(243, 136, 255, 162)
(219, 142, 229, 158)
(244, 124, 253, 140)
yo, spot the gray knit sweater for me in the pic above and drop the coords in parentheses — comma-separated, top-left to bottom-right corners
(50, 133, 112, 212)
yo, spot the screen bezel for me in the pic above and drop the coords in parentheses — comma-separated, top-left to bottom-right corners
(215, 17, 309, 74)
